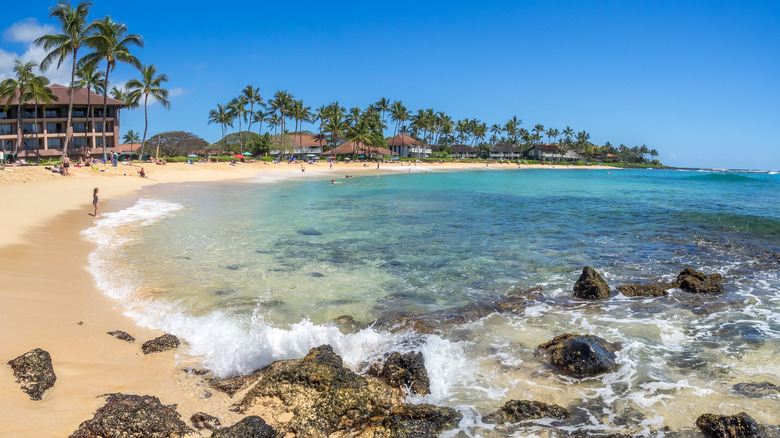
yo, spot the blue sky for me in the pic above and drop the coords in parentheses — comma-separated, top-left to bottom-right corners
(1, 0, 778, 170)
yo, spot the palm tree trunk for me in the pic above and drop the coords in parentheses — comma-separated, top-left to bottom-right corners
(14, 102, 24, 156)
(238, 116, 243, 154)
(140, 94, 149, 159)
(34, 103, 40, 162)
(86, 87, 91, 157)
(101, 64, 110, 161)
(64, 50, 77, 159)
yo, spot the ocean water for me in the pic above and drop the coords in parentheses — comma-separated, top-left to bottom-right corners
(82, 168, 780, 436)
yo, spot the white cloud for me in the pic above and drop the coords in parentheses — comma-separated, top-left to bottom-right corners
(669, 153, 677, 159)
(3, 18, 55, 43)
(169, 87, 189, 98)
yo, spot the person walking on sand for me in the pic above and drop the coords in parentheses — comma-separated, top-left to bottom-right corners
(62, 156, 70, 176)
(92, 187, 99, 216)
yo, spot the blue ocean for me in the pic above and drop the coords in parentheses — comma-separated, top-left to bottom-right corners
(83, 168, 780, 436)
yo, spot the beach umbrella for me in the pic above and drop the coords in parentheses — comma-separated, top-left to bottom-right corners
(359, 155, 365, 158)
(306, 154, 317, 157)
(234, 154, 244, 159)
(243, 152, 253, 156)
(187, 154, 198, 157)
(327, 156, 335, 159)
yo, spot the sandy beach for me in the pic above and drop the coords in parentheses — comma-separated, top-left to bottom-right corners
(0, 160, 615, 436)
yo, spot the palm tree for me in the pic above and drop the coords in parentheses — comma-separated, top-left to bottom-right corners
(123, 129, 140, 153)
(208, 104, 232, 152)
(348, 119, 373, 157)
(289, 99, 312, 150)
(533, 124, 545, 145)
(242, 85, 263, 134)
(227, 96, 248, 154)
(81, 15, 143, 161)
(253, 109, 269, 135)
(389, 100, 408, 141)
(268, 90, 293, 134)
(25, 75, 58, 161)
(75, 63, 105, 152)
(324, 115, 348, 149)
(126, 64, 170, 159)
(267, 113, 281, 136)
(0, 61, 37, 155)
(35, 1, 93, 159)
(375, 97, 390, 125)
(110, 86, 139, 109)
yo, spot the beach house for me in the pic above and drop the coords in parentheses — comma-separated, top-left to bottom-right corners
(450, 144, 478, 158)
(385, 134, 431, 158)
(489, 143, 523, 160)
(289, 133, 327, 155)
(0, 85, 125, 159)
(321, 142, 395, 158)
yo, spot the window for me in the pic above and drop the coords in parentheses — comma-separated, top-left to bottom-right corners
(73, 123, 86, 133)
(23, 123, 39, 134)
(24, 110, 37, 118)
(0, 112, 8, 120)
(0, 124, 12, 135)
(45, 109, 60, 118)
(23, 139, 39, 149)
(95, 137, 112, 147)
(72, 109, 86, 118)
(95, 122, 104, 132)
(48, 138, 62, 148)
(46, 123, 59, 133)
(73, 137, 86, 147)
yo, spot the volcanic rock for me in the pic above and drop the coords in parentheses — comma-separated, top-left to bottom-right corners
(676, 268, 724, 294)
(573, 266, 611, 300)
(107, 330, 136, 342)
(537, 333, 621, 377)
(210, 369, 264, 397)
(731, 382, 780, 398)
(210, 416, 277, 437)
(482, 400, 570, 424)
(380, 351, 431, 395)
(359, 404, 462, 438)
(70, 393, 190, 437)
(616, 283, 669, 297)
(191, 412, 221, 430)
(7, 348, 56, 400)
(142, 334, 180, 354)
(695, 412, 760, 438)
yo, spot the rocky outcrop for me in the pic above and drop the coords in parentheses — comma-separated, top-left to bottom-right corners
(191, 412, 221, 431)
(731, 382, 780, 398)
(70, 393, 190, 438)
(380, 351, 431, 395)
(616, 283, 669, 297)
(210, 369, 264, 397)
(676, 268, 724, 294)
(537, 334, 621, 377)
(695, 412, 760, 438)
(573, 266, 611, 300)
(7, 348, 56, 400)
(210, 416, 277, 437)
(357, 404, 462, 438)
(482, 400, 570, 424)
(142, 334, 180, 354)
(107, 330, 136, 342)
(239, 345, 460, 437)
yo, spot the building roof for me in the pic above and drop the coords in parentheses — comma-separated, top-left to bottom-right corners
(322, 142, 395, 156)
(533, 143, 560, 153)
(491, 143, 522, 153)
(385, 134, 425, 146)
(450, 144, 475, 153)
(289, 133, 327, 147)
(4, 84, 125, 106)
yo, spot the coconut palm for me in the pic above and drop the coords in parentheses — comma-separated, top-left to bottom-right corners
(253, 109, 270, 135)
(324, 115, 348, 149)
(348, 119, 373, 157)
(34, 1, 93, 158)
(242, 85, 263, 134)
(268, 90, 293, 134)
(110, 86, 139, 109)
(289, 99, 312, 149)
(208, 104, 232, 152)
(126, 64, 170, 159)
(0, 61, 38, 155)
(375, 97, 390, 125)
(75, 63, 105, 151)
(80, 15, 143, 160)
(25, 75, 58, 161)
(123, 129, 140, 153)
(227, 96, 249, 154)
(267, 113, 281, 136)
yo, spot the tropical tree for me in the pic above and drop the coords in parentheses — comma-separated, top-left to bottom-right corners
(25, 74, 58, 161)
(242, 85, 263, 134)
(110, 86, 139, 109)
(80, 15, 143, 160)
(324, 114, 348, 149)
(290, 99, 312, 147)
(268, 90, 293, 134)
(226, 96, 248, 153)
(0, 61, 37, 155)
(348, 119, 373, 157)
(35, 0, 93, 158)
(123, 129, 140, 152)
(75, 63, 105, 151)
(375, 97, 390, 125)
(207, 103, 232, 152)
(126, 64, 170, 159)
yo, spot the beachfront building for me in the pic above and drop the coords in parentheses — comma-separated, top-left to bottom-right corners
(0, 85, 125, 159)
(450, 144, 477, 158)
(321, 142, 395, 158)
(385, 134, 431, 158)
(528, 143, 584, 162)
(289, 133, 327, 155)
(489, 143, 523, 160)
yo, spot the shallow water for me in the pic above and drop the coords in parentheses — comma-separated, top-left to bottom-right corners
(83, 168, 780, 436)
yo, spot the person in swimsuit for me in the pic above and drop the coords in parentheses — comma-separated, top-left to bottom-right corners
(139, 168, 146, 178)
(62, 156, 70, 175)
(92, 187, 99, 216)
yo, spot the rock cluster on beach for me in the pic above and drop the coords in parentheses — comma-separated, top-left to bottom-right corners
(576, 266, 724, 300)
(69, 393, 190, 437)
(696, 412, 761, 438)
(573, 266, 611, 300)
(536, 333, 621, 377)
(482, 400, 570, 424)
(6, 348, 56, 400)
(142, 333, 180, 354)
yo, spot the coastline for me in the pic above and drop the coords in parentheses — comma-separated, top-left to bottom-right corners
(0, 160, 616, 436)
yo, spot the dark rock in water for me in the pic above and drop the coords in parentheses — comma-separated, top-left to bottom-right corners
(695, 412, 760, 438)
(732, 382, 780, 398)
(142, 334, 180, 354)
(537, 334, 621, 377)
(310, 272, 325, 278)
(676, 268, 724, 294)
(70, 393, 190, 437)
(210, 416, 276, 437)
(225, 264, 242, 271)
(482, 400, 570, 424)
(298, 229, 323, 236)
(332, 315, 365, 334)
(380, 351, 431, 395)
(240, 345, 459, 437)
(362, 404, 462, 438)
(494, 287, 544, 312)
(616, 283, 669, 297)
(573, 266, 611, 300)
(7, 348, 56, 400)
(107, 330, 135, 342)
(210, 369, 264, 397)
(191, 412, 221, 430)
(715, 323, 764, 347)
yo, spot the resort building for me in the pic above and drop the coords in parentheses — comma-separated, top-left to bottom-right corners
(386, 134, 431, 158)
(321, 142, 395, 158)
(528, 144, 583, 162)
(289, 133, 327, 155)
(489, 143, 523, 160)
(450, 144, 478, 158)
(0, 84, 124, 159)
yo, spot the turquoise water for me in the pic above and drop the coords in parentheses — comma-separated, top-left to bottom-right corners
(85, 168, 780, 436)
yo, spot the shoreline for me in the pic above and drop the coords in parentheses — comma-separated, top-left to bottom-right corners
(0, 160, 617, 436)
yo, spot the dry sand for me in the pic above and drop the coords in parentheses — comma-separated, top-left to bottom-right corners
(0, 159, 613, 436)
